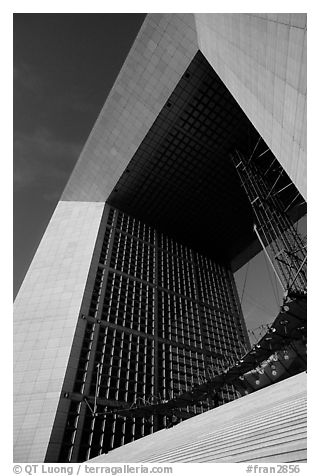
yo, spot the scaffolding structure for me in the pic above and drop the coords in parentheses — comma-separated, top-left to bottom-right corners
(230, 143, 307, 295)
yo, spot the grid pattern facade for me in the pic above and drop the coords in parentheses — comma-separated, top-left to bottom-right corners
(56, 206, 248, 462)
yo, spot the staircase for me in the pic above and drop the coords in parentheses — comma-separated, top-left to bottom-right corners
(89, 372, 307, 463)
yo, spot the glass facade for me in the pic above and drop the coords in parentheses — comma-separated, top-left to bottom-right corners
(57, 206, 249, 462)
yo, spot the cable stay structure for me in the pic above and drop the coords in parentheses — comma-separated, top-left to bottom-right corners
(230, 140, 307, 296)
(79, 138, 307, 424)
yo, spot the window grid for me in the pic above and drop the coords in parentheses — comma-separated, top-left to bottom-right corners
(59, 206, 247, 461)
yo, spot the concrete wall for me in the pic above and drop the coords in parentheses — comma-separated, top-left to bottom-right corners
(13, 201, 104, 461)
(195, 13, 307, 200)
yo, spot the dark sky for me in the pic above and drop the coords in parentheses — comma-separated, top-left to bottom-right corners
(13, 13, 146, 297)
(13, 13, 306, 339)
